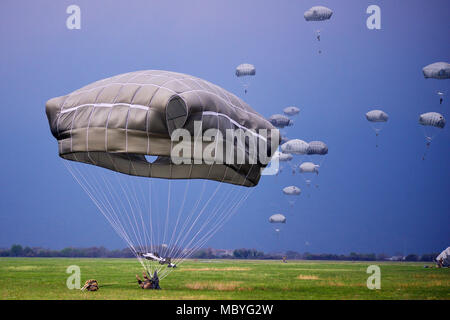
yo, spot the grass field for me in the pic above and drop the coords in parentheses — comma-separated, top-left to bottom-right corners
(0, 258, 448, 300)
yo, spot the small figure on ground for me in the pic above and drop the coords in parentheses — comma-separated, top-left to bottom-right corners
(81, 279, 99, 291)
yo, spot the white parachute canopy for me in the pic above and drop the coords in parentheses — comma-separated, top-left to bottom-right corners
(235, 63, 256, 94)
(304, 5, 333, 52)
(283, 186, 301, 207)
(419, 112, 446, 159)
(436, 247, 450, 266)
(366, 109, 389, 146)
(307, 141, 328, 155)
(366, 110, 389, 123)
(283, 106, 300, 117)
(268, 114, 293, 128)
(419, 112, 446, 128)
(304, 6, 333, 21)
(236, 63, 256, 77)
(272, 150, 293, 162)
(269, 214, 286, 223)
(299, 162, 320, 174)
(281, 139, 309, 154)
(282, 186, 301, 195)
(422, 62, 450, 79)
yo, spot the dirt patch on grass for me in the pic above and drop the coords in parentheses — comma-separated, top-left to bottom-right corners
(180, 267, 251, 272)
(6, 266, 42, 271)
(296, 274, 320, 280)
(185, 281, 244, 291)
(294, 268, 357, 272)
(397, 280, 449, 288)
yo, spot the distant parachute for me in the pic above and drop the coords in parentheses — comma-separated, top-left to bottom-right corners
(306, 140, 327, 179)
(307, 141, 328, 155)
(235, 63, 256, 94)
(268, 114, 293, 128)
(272, 150, 293, 162)
(422, 62, 450, 79)
(419, 112, 446, 129)
(269, 213, 286, 237)
(283, 106, 300, 117)
(281, 139, 309, 174)
(304, 6, 333, 54)
(419, 112, 446, 160)
(282, 186, 301, 196)
(437, 91, 444, 105)
(299, 162, 320, 190)
(366, 109, 389, 147)
(269, 214, 286, 223)
(281, 139, 309, 155)
(304, 6, 333, 21)
(299, 162, 320, 174)
(283, 186, 301, 207)
(366, 110, 389, 123)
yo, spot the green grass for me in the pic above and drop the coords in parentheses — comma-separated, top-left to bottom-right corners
(0, 258, 448, 300)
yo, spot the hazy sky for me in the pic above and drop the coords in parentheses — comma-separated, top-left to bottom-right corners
(0, 0, 449, 255)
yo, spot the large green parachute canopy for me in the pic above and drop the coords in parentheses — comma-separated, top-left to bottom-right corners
(422, 62, 450, 79)
(46, 70, 279, 187)
(419, 112, 446, 128)
(304, 6, 333, 21)
(269, 214, 286, 223)
(46, 70, 280, 280)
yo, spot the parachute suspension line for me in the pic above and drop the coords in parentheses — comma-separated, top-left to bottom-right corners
(67, 159, 136, 253)
(163, 186, 254, 280)
(63, 161, 145, 271)
(114, 172, 147, 257)
(164, 180, 191, 261)
(123, 163, 155, 272)
(165, 162, 256, 277)
(96, 170, 140, 253)
(161, 179, 172, 259)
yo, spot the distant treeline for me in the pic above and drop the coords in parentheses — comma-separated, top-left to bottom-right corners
(0, 244, 439, 262)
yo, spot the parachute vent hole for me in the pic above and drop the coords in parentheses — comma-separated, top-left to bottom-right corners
(145, 155, 158, 163)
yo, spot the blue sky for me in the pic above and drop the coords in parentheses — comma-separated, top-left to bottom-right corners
(0, 0, 449, 255)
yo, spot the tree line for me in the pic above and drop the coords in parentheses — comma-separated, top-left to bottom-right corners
(0, 244, 439, 262)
